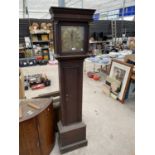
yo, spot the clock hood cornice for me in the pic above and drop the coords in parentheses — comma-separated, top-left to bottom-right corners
(49, 7, 95, 22)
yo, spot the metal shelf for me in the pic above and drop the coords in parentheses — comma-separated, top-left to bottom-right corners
(32, 40, 49, 44)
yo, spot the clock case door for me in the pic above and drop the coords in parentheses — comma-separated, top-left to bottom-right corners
(54, 22, 89, 56)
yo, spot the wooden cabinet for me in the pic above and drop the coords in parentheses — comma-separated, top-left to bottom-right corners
(19, 99, 54, 155)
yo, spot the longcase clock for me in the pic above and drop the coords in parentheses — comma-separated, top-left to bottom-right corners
(49, 7, 95, 154)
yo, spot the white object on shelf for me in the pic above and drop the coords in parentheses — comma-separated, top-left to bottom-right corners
(24, 37, 32, 48)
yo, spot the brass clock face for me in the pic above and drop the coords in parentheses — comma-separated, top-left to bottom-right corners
(61, 26, 84, 52)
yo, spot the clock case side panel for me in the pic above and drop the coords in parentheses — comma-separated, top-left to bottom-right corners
(56, 22, 89, 56)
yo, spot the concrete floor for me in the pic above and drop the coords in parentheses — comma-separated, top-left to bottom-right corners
(21, 62, 135, 155)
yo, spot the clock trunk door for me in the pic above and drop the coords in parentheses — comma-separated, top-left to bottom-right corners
(59, 59, 83, 125)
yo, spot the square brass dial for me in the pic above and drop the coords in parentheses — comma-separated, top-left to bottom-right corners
(61, 26, 84, 52)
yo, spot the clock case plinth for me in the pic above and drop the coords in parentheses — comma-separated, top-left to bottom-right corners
(50, 7, 95, 154)
(57, 121, 87, 154)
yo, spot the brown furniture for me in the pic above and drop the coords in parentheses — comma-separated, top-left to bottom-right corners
(124, 54, 135, 81)
(50, 7, 95, 153)
(19, 98, 54, 155)
(34, 91, 61, 132)
(124, 54, 135, 63)
(19, 69, 25, 99)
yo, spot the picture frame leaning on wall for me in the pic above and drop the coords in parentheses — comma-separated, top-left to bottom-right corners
(109, 59, 134, 103)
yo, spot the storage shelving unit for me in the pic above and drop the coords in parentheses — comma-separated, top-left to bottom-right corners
(30, 30, 50, 61)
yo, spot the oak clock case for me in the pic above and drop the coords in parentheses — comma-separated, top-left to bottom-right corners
(50, 7, 95, 154)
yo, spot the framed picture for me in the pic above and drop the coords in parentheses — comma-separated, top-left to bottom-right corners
(109, 59, 133, 103)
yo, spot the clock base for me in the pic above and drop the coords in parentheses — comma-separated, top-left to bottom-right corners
(57, 121, 88, 154)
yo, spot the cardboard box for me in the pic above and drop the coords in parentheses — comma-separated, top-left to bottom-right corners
(103, 83, 111, 96)
(41, 35, 49, 41)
